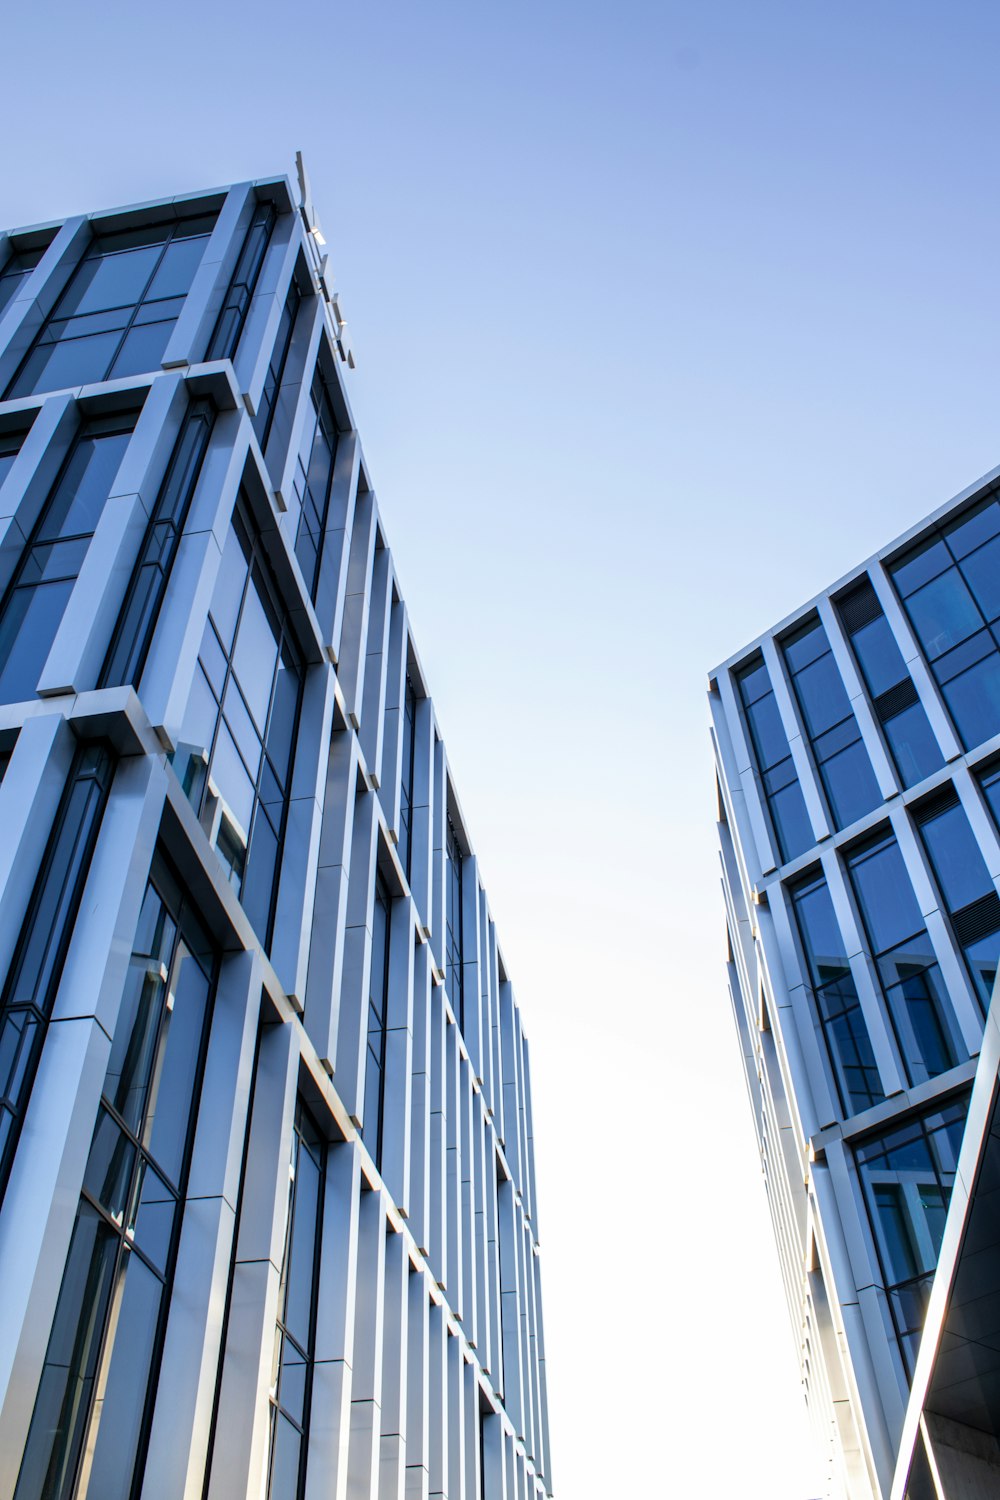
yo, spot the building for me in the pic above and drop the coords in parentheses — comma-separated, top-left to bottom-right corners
(0, 165, 552, 1500)
(709, 470, 1000, 1499)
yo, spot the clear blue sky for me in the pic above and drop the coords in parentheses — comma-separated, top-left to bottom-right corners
(7, 3, 1000, 1495)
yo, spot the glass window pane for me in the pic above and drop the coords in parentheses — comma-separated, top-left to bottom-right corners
(919, 802, 993, 913)
(883, 702, 943, 788)
(851, 614, 908, 697)
(283, 1141, 321, 1349)
(268, 1412, 303, 1500)
(0, 579, 74, 702)
(769, 779, 813, 861)
(232, 576, 279, 729)
(941, 648, 1000, 751)
(850, 839, 925, 951)
(109, 319, 174, 379)
(11, 331, 124, 396)
(85, 1251, 163, 1500)
(145, 945, 211, 1185)
(959, 535, 1000, 623)
(145, 236, 207, 299)
(907, 570, 983, 659)
(67, 246, 163, 315)
(819, 739, 882, 828)
(209, 524, 250, 651)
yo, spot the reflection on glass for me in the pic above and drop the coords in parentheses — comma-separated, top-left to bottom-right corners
(736, 657, 812, 862)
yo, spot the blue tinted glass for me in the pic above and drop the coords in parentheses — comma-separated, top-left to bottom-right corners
(791, 652, 852, 738)
(819, 739, 882, 828)
(109, 318, 173, 379)
(11, 331, 123, 395)
(770, 779, 813, 862)
(892, 538, 952, 598)
(40, 430, 131, 539)
(965, 929, 1000, 1007)
(959, 535, 1000, 624)
(783, 621, 828, 673)
(906, 570, 983, 659)
(283, 1137, 321, 1349)
(85, 1252, 163, 1500)
(940, 649, 1000, 751)
(738, 660, 771, 706)
(65, 246, 163, 316)
(849, 838, 924, 951)
(919, 802, 993, 913)
(745, 691, 789, 767)
(851, 614, 907, 697)
(946, 499, 1000, 560)
(882, 702, 943, 787)
(0, 580, 73, 701)
(981, 768, 1000, 829)
(793, 878, 849, 982)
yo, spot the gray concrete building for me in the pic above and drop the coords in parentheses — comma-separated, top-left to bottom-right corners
(0, 164, 552, 1500)
(710, 469, 1000, 1499)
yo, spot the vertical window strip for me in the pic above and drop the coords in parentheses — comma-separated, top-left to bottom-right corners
(854, 1095, 968, 1377)
(837, 579, 944, 789)
(914, 792, 1000, 1010)
(291, 375, 339, 599)
(0, 412, 137, 705)
(782, 617, 881, 831)
(206, 201, 277, 363)
(14, 859, 216, 1500)
(845, 832, 959, 1085)
(398, 673, 417, 882)
(0, 742, 116, 1200)
(0, 243, 45, 316)
(363, 871, 392, 1170)
(446, 819, 464, 1029)
(254, 281, 301, 455)
(100, 398, 216, 688)
(735, 657, 812, 863)
(789, 872, 884, 1115)
(267, 1101, 325, 1500)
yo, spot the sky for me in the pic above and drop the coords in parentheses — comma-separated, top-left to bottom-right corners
(7, 2, 1000, 1495)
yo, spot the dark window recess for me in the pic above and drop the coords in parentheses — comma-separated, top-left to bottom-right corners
(6, 215, 215, 399)
(101, 399, 216, 688)
(915, 790, 1000, 1009)
(0, 243, 45, 318)
(267, 1101, 325, 1500)
(177, 498, 304, 949)
(0, 427, 27, 489)
(398, 674, 417, 883)
(446, 818, 464, 1028)
(837, 579, 944, 790)
(289, 373, 340, 598)
(736, 657, 813, 863)
(206, 202, 277, 363)
(253, 281, 301, 456)
(362, 871, 392, 1171)
(891, 493, 1000, 754)
(0, 743, 115, 1201)
(846, 832, 960, 1085)
(783, 616, 882, 830)
(855, 1095, 968, 1378)
(0, 411, 136, 704)
(790, 872, 884, 1114)
(14, 858, 215, 1500)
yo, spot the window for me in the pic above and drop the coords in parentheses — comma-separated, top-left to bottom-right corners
(0, 411, 136, 703)
(363, 872, 392, 1170)
(267, 1101, 325, 1500)
(0, 426, 27, 489)
(783, 618, 882, 830)
(790, 872, 883, 1114)
(845, 833, 959, 1085)
(15, 860, 215, 1500)
(289, 373, 340, 597)
(0, 743, 115, 1199)
(253, 280, 301, 455)
(837, 579, 944, 789)
(398, 674, 417, 882)
(6, 215, 215, 398)
(736, 657, 812, 862)
(891, 495, 1000, 753)
(100, 399, 215, 687)
(178, 500, 304, 947)
(855, 1096, 968, 1376)
(205, 202, 276, 363)
(915, 790, 1000, 1009)
(446, 818, 463, 1027)
(0, 242, 44, 317)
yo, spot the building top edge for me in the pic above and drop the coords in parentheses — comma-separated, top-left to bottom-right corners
(708, 457, 1000, 683)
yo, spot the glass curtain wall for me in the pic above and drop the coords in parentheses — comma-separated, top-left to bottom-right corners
(7, 216, 215, 398)
(179, 499, 304, 947)
(736, 657, 812, 862)
(845, 834, 960, 1084)
(266, 1102, 325, 1500)
(288, 374, 339, 599)
(837, 578, 944, 788)
(0, 412, 136, 703)
(446, 820, 463, 1028)
(855, 1096, 968, 1376)
(252, 282, 301, 457)
(363, 871, 392, 1169)
(397, 674, 417, 882)
(891, 495, 1000, 752)
(0, 244, 45, 317)
(14, 859, 216, 1500)
(782, 617, 882, 830)
(789, 871, 884, 1114)
(0, 744, 115, 1197)
(914, 791, 1000, 1009)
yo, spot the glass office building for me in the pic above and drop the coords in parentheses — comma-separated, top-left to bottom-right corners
(710, 477, 1000, 1500)
(0, 171, 552, 1500)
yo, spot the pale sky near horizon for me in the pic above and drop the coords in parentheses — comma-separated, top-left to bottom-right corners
(8, 3, 1000, 1495)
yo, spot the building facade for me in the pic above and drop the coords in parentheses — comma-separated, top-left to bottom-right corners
(709, 472, 1000, 1500)
(0, 169, 552, 1500)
